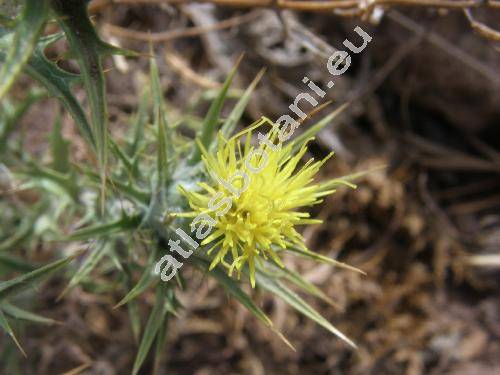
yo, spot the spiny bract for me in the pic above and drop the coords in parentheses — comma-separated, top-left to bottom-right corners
(177, 119, 354, 287)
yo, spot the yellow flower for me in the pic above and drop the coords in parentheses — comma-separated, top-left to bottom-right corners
(177, 118, 352, 287)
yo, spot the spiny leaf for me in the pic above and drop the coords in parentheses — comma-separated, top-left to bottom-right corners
(154, 312, 169, 374)
(80, 167, 150, 204)
(68, 215, 142, 242)
(0, 0, 49, 100)
(155, 90, 170, 191)
(0, 253, 36, 274)
(50, 0, 111, 207)
(319, 166, 385, 191)
(146, 55, 171, 223)
(0, 89, 43, 153)
(2, 301, 59, 325)
(127, 294, 142, 344)
(58, 240, 108, 299)
(287, 245, 365, 275)
(114, 269, 156, 308)
(0, 309, 26, 357)
(255, 269, 356, 348)
(219, 68, 265, 140)
(25, 33, 95, 150)
(291, 103, 349, 154)
(189, 55, 243, 165)
(0, 251, 82, 301)
(50, 111, 70, 174)
(190, 253, 272, 327)
(154, 289, 178, 373)
(106, 178, 150, 205)
(132, 284, 171, 375)
(19, 163, 79, 200)
(114, 247, 158, 308)
(263, 262, 339, 308)
(128, 89, 150, 159)
(109, 139, 134, 178)
(118, 249, 144, 343)
(0, 213, 35, 253)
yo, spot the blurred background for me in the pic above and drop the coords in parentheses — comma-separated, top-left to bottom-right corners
(2, 0, 500, 373)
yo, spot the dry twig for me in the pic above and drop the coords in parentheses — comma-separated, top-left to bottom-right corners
(164, 49, 223, 89)
(102, 10, 261, 42)
(463, 8, 500, 41)
(90, 0, 500, 11)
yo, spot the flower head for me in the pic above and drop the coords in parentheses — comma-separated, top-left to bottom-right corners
(178, 119, 349, 287)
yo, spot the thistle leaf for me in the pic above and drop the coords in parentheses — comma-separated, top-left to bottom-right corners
(319, 167, 385, 191)
(109, 139, 134, 179)
(154, 312, 169, 374)
(0, 251, 82, 301)
(149, 55, 171, 213)
(114, 269, 156, 308)
(127, 296, 142, 344)
(219, 68, 265, 140)
(80, 167, 150, 204)
(287, 245, 365, 275)
(50, 0, 112, 206)
(0, 89, 43, 153)
(0, 309, 26, 357)
(24, 33, 95, 150)
(0, 253, 36, 274)
(50, 112, 70, 174)
(2, 301, 58, 325)
(132, 285, 171, 375)
(128, 89, 150, 159)
(263, 263, 339, 308)
(0, 0, 49, 100)
(155, 90, 170, 192)
(68, 215, 142, 241)
(0, 213, 35, 253)
(19, 163, 79, 200)
(189, 56, 242, 164)
(291, 103, 349, 154)
(114, 248, 158, 308)
(255, 269, 357, 348)
(191, 253, 272, 327)
(59, 241, 108, 299)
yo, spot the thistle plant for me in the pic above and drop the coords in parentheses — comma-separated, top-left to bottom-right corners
(1, 1, 366, 373)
